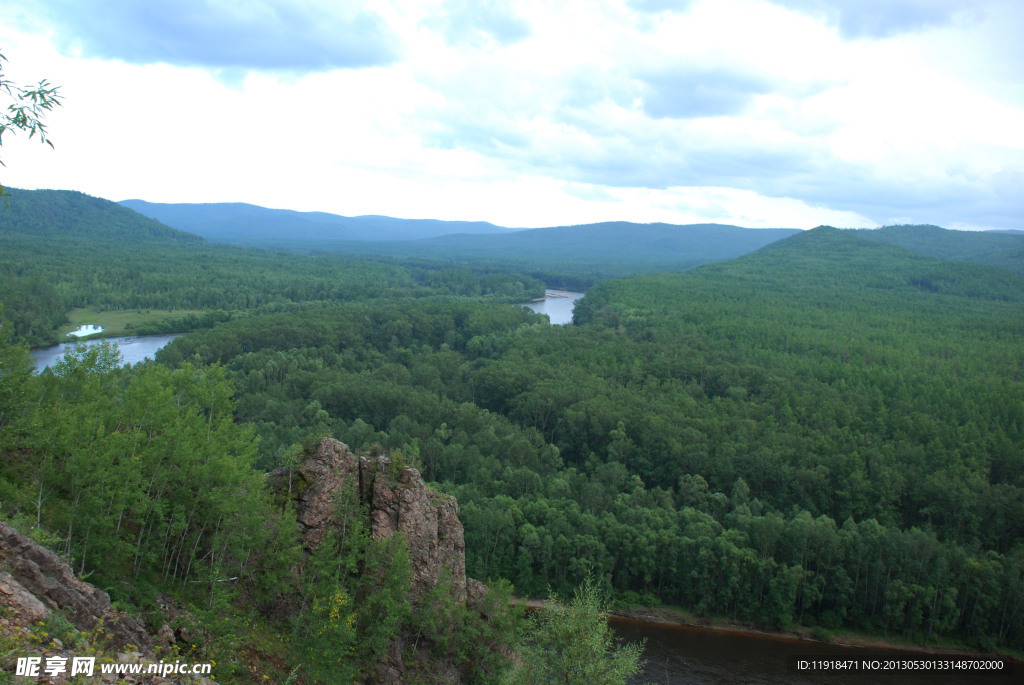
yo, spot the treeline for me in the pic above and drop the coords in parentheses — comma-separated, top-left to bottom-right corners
(150, 228, 1024, 650)
(855, 224, 1024, 275)
(0, 189, 545, 344)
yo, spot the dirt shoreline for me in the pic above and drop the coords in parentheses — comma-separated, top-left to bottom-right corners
(513, 598, 1022, 663)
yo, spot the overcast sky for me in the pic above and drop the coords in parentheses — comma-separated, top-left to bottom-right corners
(1, 0, 1022, 230)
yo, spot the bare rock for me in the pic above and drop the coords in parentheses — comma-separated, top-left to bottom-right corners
(174, 626, 191, 645)
(373, 637, 406, 684)
(0, 570, 50, 624)
(266, 438, 491, 683)
(363, 454, 467, 602)
(288, 437, 361, 549)
(467, 578, 489, 608)
(269, 438, 469, 601)
(0, 521, 153, 655)
(154, 623, 176, 651)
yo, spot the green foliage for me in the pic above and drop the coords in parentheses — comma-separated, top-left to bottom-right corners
(292, 477, 413, 682)
(1, 342, 283, 617)
(856, 224, 1024, 275)
(176, 227, 1024, 650)
(0, 318, 33, 439)
(307, 587, 359, 680)
(30, 609, 80, 648)
(503, 578, 643, 685)
(409, 572, 523, 682)
(0, 50, 62, 199)
(0, 188, 546, 344)
(297, 534, 361, 684)
(460, 579, 525, 681)
(354, 534, 413, 668)
(5, 191, 1024, 672)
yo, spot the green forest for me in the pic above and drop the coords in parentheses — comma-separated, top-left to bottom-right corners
(2, 190, 1023, 681)
(121, 199, 802, 283)
(0, 189, 545, 346)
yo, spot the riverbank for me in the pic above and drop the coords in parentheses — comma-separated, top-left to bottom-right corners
(607, 603, 1023, 662)
(56, 307, 205, 340)
(520, 290, 585, 325)
(32, 333, 182, 372)
(513, 597, 1022, 663)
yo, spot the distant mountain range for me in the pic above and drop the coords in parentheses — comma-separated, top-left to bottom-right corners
(343, 221, 806, 278)
(118, 199, 803, 279)
(120, 199, 1024, 280)
(118, 199, 516, 244)
(3, 190, 1020, 284)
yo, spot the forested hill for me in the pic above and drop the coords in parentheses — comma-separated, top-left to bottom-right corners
(120, 197, 802, 279)
(156, 221, 1024, 652)
(348, 221, 800, 272)
(5, 190, 1024, 665)
(853, 224, 1024, 274)
(0, 189, 544, 345)
(119, 199, 515, 244)
(2, 188, 202, 243)
(703, 225, 1024, 300)
(576, 226, 1024, 334)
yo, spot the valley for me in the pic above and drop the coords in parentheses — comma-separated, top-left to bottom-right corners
(2, 189, 1023, 682)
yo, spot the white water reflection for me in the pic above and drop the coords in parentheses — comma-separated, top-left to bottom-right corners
(522, 290, 584, 325)
(67, 324, 104, 337)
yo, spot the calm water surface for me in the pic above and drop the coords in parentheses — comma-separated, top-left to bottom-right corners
(32, 334, 180, 372)
(522, 290, 584, 325)
(613, 619, 1017, 685)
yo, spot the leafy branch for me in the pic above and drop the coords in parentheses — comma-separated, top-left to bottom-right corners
(0, 49, 63, 199)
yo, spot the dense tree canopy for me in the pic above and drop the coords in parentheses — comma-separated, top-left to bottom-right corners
(145, 228, 1024, 651)
(0, 189, 545, 344)
(3, 192, 1023, 681)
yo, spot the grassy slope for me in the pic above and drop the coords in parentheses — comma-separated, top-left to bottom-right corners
(61, 307, 205, 338)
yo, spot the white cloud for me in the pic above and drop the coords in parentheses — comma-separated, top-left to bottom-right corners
(426, 0, 532, 47)
(16, 0, 399, 72)
(1, 0, 1022, 230)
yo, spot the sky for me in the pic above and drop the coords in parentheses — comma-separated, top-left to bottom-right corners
(1, 0, 1022, 230)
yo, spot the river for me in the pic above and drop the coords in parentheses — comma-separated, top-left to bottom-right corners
(612, 618, 1016, 684)
(32, 334, 180, 373)
(22, 315, 1021, 682)
(522, 290, 585, 325)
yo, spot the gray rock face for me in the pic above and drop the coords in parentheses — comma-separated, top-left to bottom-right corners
(0, 521, 153, 654)
(271, 438, 468, 601)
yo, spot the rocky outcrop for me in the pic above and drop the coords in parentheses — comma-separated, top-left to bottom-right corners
(269, 437, 469, 601)
(0, 522, 217, 684)
(0, 570, 49, 624)
(0, 520, 152, 654)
